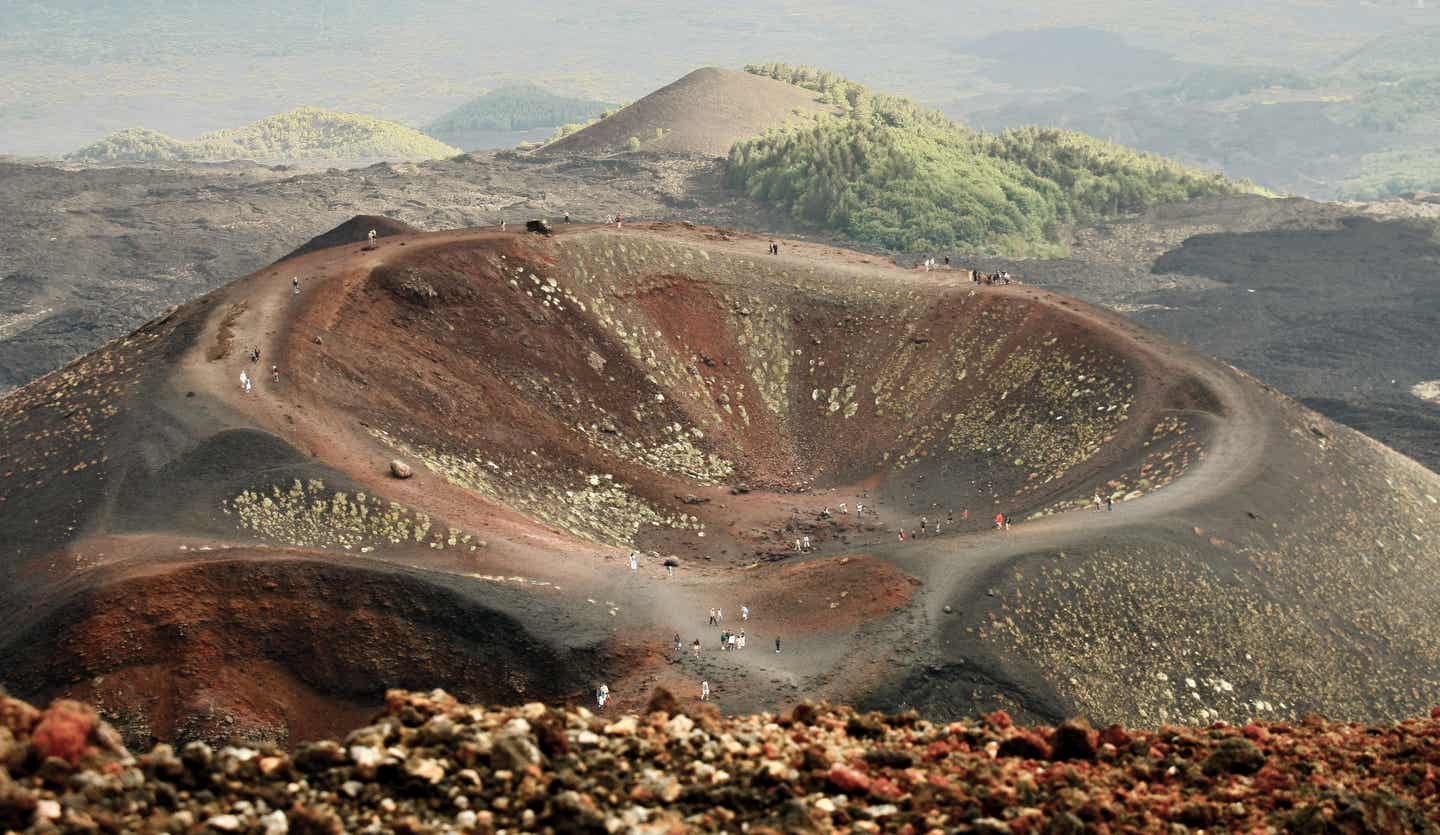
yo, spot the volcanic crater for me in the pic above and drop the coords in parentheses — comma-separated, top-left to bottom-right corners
(2, 220, 1438, 748)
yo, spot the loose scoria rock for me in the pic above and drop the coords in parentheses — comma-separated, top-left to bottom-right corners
(1203, 736, 1266, 775)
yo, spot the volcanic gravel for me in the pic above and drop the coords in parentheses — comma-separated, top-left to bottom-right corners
(2, 689, 1438, 834)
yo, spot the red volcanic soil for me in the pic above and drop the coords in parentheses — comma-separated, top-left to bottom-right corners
(3, 687, 1439, 833)
(740, 555, 919, 634)
(2, 217, 1439, 751)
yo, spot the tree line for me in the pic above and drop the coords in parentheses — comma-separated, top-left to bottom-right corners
(733, 63, 1256, 254)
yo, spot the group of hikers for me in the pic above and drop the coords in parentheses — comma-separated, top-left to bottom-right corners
(235, 277, 303, 395)
(974, 270, 1015, 285)
(896, 508, 971, 541)
(678, 604, 782, 703)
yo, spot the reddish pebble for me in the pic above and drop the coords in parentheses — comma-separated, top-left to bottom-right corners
(1099, 723, 1132, 748)
(1430, 706, 1440, 720)
(870, 777, 903, 801)
(986, 710, 1013, 730)
(827, 764, 871, 793)
(32, 700, 97, 765)
(998, 731, 1052, 760)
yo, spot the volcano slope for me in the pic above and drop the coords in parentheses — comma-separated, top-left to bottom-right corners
(1, 221, 1438, 750)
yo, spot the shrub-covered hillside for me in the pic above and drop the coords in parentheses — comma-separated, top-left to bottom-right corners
(69, 108, 460, 163)
(730, 64, 1257, 254)
(427, 84, 617, 135)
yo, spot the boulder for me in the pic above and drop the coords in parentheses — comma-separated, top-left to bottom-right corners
(389, 460, 413, 479)
(525, 219, 553, 236)
(1050, 717, 1097, 761)
(1202, 736, 1266, 776)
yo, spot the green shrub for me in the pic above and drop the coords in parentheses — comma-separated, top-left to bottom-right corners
(734, 64, 1256, 254)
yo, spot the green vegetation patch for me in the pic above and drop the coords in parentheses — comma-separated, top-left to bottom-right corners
(731, 64, 1255, 254)
(225, 478, 476, 552)
(69, 107, 460, 162)
(1337, 147, 1440, 200)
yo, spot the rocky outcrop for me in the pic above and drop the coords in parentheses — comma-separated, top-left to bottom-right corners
(1, 689, 1437, 833)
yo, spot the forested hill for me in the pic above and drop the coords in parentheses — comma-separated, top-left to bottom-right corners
(69, 108, 460, 163)
(730, 63, 1259, 254)
(426, 84, 617, 135)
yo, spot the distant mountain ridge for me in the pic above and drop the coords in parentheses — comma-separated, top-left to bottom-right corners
(69, 107, 460, 163)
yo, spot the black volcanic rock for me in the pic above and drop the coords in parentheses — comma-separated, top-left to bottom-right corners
(277, 214, 418, 262)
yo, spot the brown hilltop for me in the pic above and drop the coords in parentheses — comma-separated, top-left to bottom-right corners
(1, 221, 1438, 752)
(539, 67, 840, 157)
(276, 214, 418, 263)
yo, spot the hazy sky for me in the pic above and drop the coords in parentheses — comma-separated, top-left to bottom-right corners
(1, 0, 1432, 155)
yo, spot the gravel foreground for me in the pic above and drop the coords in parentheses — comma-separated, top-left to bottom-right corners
(1, 689, 1438, 834)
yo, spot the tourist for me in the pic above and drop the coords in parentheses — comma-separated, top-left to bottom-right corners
(367, 229, 376, 247)
(741, 604, 749, 622)
(271, 364, 279, 384)
(775, 636, 781, 654)
(674, 633, 682, 654)
(701, 681, 710, 701)
(1106, 495, 1114, 512)
(692, 639, 701, 657)
(292, 276, 300, 295)
(709, 608, 717, 626)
